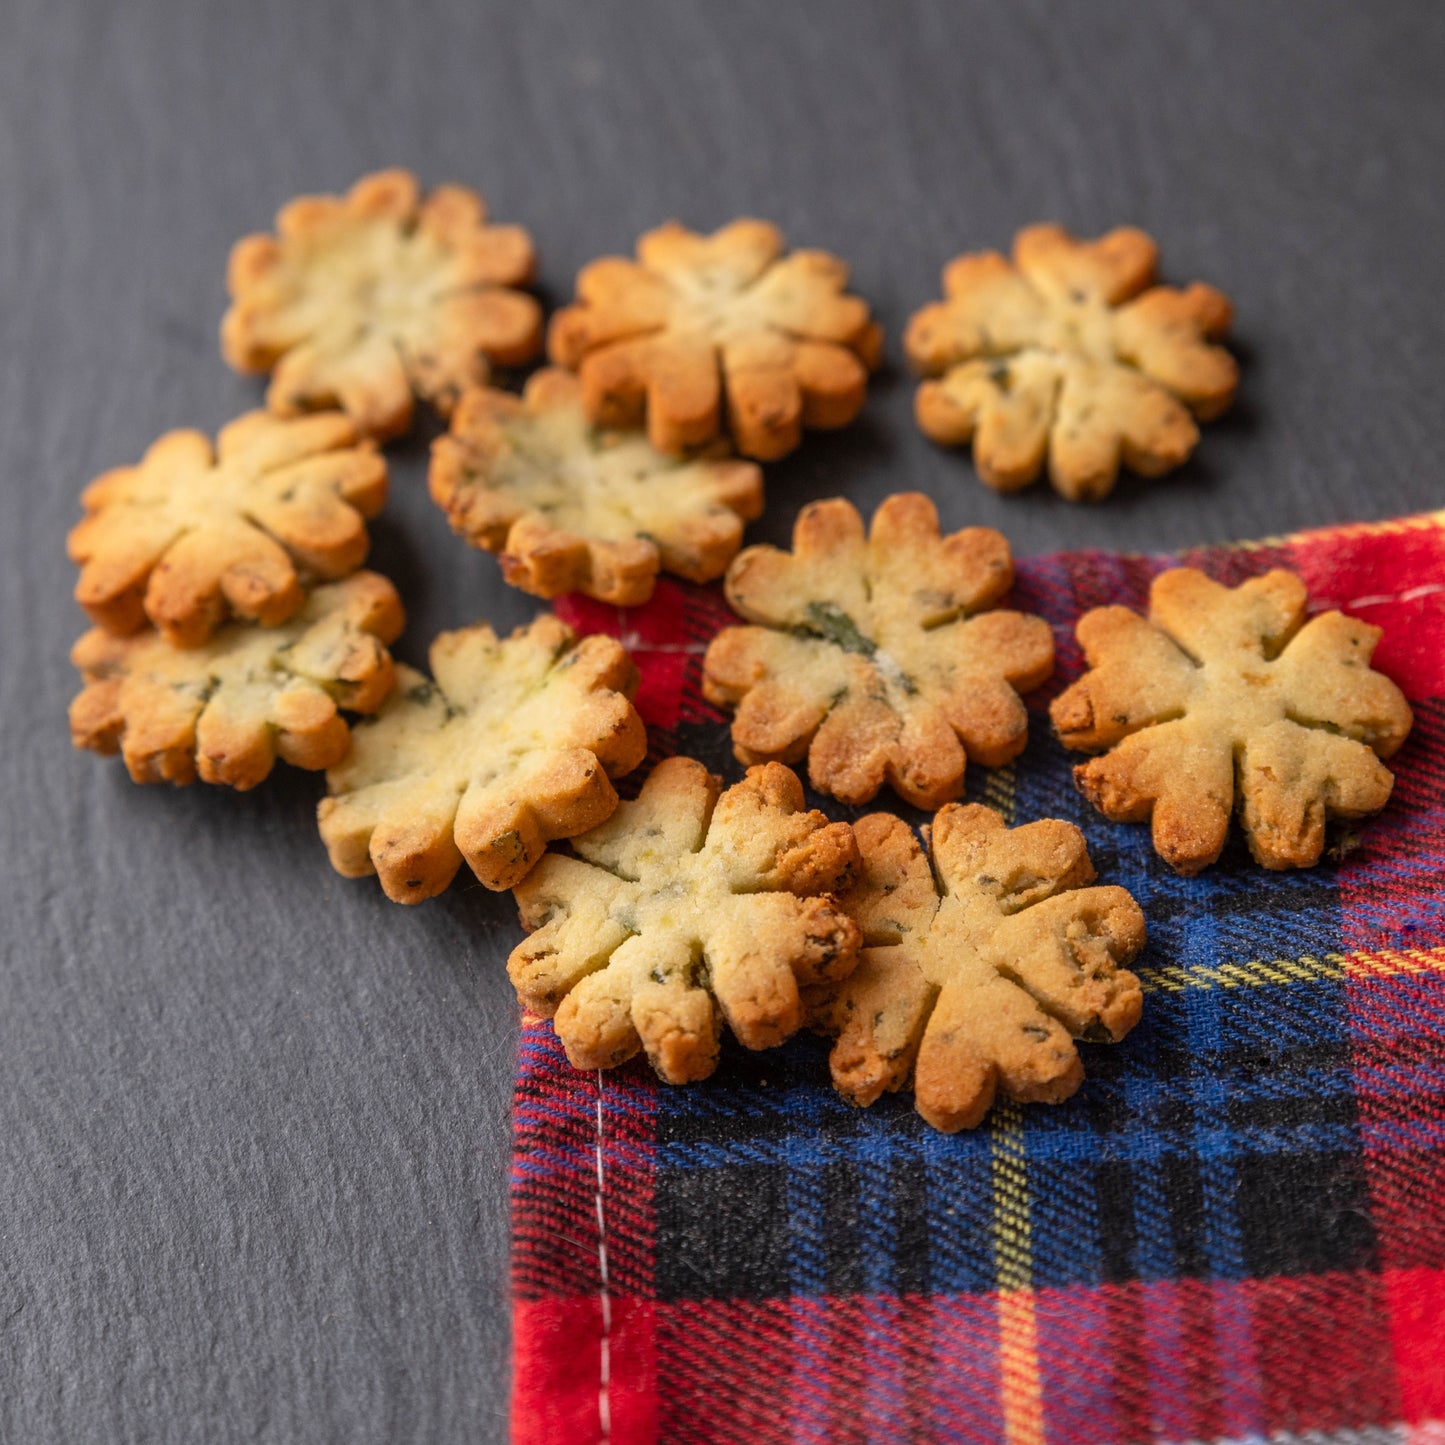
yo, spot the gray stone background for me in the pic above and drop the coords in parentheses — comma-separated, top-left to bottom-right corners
(3, 2, 1442, 1441)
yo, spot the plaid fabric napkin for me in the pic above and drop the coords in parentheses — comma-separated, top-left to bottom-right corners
(511, 510, 1445, 1445)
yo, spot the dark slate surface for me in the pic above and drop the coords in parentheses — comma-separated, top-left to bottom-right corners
(3, 2, 1443, 1440)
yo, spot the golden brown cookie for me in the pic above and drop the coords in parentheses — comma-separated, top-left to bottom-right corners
(318, 615, 646, 902)
(810, 806, 1145, 1132)
(70, 571, 403, 790)
(702, 494, 1054, 808)
(548, 219, 880, 460)
(1051, 567, 1414, 873)
(905, 225, 1237, 501)
(222, 169, 542, 440)
(510, 757, 861, 1083)
(429, 368, 764, 606)
(68, 411, 387, 646)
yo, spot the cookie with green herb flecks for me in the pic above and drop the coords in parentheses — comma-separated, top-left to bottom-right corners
(68, 410, 387, 646)
(548, 218, 880, 460)
(810, 805, 1144, 1131)
(318, 614, 646, 902)
(906, 224, 1237, 501)
(702, 493, 1054, 809)
(223, 169, 541, 440)
(430, 368, 763, 606)
(510, 757, 861, 1083)
(1051, 567, 1413, 873)
(70, 571, 402, 789)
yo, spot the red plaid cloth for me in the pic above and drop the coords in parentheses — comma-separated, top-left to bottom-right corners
(511, 511, 1445, 1445)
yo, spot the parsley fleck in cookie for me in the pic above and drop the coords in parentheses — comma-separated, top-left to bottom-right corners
(318, 615, 646, 902)
(510, 757, 861, 1082)
(905, 225, 1237, 501)
(1051, 568, 1413, 873)
(702, 494, 1054, 808)
(222, 169, 542, 440)
(811, 806, 1145, 1131)
(429, 368, 764, 605)
(548, 219, 881, 460)
(70, 572, 403, 790)
(68, 411, 387, 646)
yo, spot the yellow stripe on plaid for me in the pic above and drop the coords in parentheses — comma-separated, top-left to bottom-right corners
(1136, 944, 1445, 994)
(990, 1101, 1044, 1445)
(991, 1101, 1032, 1292)
(982, 938, 1445, 1443)
(978, 762, 1016, 827)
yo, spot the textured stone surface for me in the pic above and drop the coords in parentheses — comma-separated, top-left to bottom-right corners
(4, 1, 1444, 1440)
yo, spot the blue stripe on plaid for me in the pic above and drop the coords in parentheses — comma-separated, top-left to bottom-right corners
(652, 1056, 1365, 1173)
(655, 1051, 1369, 1297)
(650, 709, 1383, 1302)
(515, 523, 1445, 1445)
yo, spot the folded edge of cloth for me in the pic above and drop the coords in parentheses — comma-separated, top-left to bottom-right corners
(512, 509, 1445, 1445)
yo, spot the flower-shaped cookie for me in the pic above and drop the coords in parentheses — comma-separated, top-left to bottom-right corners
(429, 368, 764, 605)
(318, 615, 646, 902)
(70, 572, 403, 790)
(1051, 568, 1414, 873)
(510, 757, 861, 1083)
(905, 225, 1237, 501)
(702, 494, 1055, 808)
(222, 169, 542, 440)
(68, 410, 387, 646)
(548, 219, 880, 460)
(811, 806, 1145, 1132)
